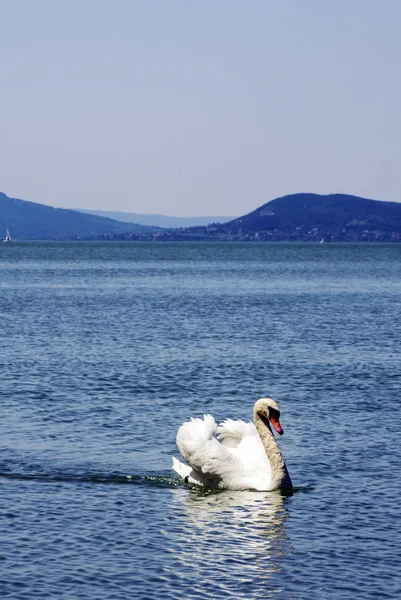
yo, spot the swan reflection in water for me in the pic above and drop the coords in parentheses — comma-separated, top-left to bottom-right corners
(165, 487, 293, 598)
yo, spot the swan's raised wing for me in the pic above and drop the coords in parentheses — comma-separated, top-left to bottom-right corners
(176, 414, 240, 481)
(217, 419, 257, 448)
(218, 418, 271, 475)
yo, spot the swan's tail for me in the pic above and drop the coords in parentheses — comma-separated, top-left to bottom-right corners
(172, 457, 213, 486)
(172, 457, 192, 479)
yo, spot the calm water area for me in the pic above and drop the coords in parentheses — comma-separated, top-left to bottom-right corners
(1, 242, 400, 599)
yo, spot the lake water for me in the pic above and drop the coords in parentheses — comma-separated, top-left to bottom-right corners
(1, 242, 400, 599)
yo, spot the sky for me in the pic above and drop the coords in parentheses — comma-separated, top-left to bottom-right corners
(1, 1, 400, 217)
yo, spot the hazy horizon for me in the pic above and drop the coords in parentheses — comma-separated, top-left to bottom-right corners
(1, 1, 401, 215)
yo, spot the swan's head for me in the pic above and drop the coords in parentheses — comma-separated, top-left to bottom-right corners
(254, 397, 284, 435)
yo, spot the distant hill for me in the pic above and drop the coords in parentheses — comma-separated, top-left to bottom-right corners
(180, 193, 401, 242)
(76, 209, 236, 228)
(0, 192, 162, 240)
(2, 190, 400, 242)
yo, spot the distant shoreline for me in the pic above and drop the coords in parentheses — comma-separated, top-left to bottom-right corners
(4, 239, 400, 244)
(2, 191, 401, 242)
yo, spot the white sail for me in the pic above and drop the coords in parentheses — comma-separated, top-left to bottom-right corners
(3, 228, 11, 242)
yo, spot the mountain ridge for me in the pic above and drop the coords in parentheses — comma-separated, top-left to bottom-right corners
(0, 192, 162, 239)
(1, 190, 401, 241)
(179, 193, 401, 242)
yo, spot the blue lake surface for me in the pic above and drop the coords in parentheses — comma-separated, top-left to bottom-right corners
(1, 242, 400, 599)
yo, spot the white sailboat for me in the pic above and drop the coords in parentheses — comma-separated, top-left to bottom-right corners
(2, 227, 11, 243)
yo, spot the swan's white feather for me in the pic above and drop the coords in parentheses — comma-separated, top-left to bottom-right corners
(171, 457, 213, 486)
(176, 414, 240, 486)
(171, 456, 192, 479)
(171, 457, 208, 486)
(217, 419, 258, 447)
(173, 414, 274, 490)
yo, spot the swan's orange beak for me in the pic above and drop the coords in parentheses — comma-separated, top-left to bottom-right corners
(270, 415, 284, 435)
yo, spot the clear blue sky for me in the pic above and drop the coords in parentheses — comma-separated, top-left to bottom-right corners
(1, 0, 400, 216)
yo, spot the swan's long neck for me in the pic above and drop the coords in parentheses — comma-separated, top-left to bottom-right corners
(254, 409, 293, 490)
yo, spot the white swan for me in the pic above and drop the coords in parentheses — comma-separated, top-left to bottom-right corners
(172, 398, 293, 491)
